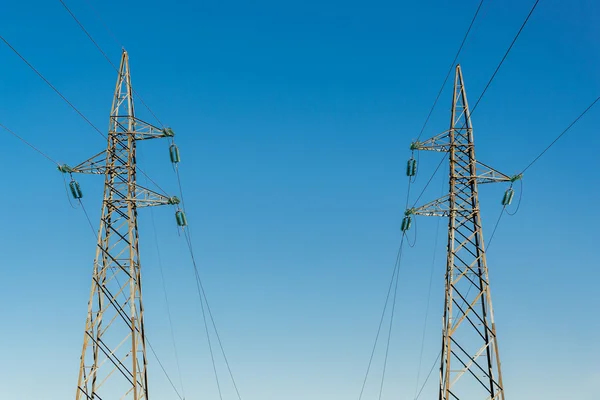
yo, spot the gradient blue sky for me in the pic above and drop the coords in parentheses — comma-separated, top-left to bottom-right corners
(0, 0, 598, 399)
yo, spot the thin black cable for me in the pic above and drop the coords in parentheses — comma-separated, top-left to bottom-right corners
(405, 218, 417, 248)
(58, 0, 165, 127)
(182, 227, 224, 400)
(415, 350, 442, 400)
(416, 0, 486, 140)
(377, 238, 404, 400)
(83, 0, 123, 48)
(0, 34, 107, 140)
(469, 0, 541, 117)
(183, 228, 244, 400)
(0, 122, 60, 165)
(137, 144, 186, 397)
(412, 153, 448, 207)
(58, 0, 115, 71)
(505, 180, 523, 216)
(147, 338, 185, 400)
(170, 142, 243, 400)
(520, 95, 600, 173)
(357, 236, 405, 400)
(405, 175, 417, 248)
(149, 205, 187, 398)
(62, 174, 79, 209)
(486, 206, 505, 251)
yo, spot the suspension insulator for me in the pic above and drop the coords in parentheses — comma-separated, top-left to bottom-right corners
(401, 215, 412, 232)
(175, 210, 187, 227)
(69, 180, 83, 199)
(169, 144, 181, 164)
(501, 188, 515, 206)
(406, 158, 417, 177)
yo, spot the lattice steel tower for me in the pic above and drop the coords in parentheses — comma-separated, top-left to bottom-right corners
(406, 65, 519, 400)
(61, 50, 179, 400)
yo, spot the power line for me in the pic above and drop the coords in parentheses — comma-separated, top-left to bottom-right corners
(469, 0, 541, 116)
(182, 227, 244, 400)
(165, 131, 243, 399)
(58, 0, 165, 127)
(520, 95, 600, 173)
(0, 34, 107, 140)
(147, 202, 187, 397)
(0, 122, 59, 165)
(416, 0, 486, 141)
(411, 153, 448, 208)
(57, 0, 116, 72)
(415, 350, 442, 400)
(358, 236, 405, 400)
(377, 238, 403, 400)
(83, 0, 123, 48)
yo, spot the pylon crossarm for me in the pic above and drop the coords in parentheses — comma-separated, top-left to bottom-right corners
(130, 117, 173, 140)
(409, 194, 450, 217)
(58, 150, 108, 174)
(133, 185, 180, 208)
(411, 130, 451, 152)
(476, 161, 512, 184)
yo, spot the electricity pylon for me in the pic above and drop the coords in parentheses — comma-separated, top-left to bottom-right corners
(407, 65, 519, 400)
(61, 50, 179, 400)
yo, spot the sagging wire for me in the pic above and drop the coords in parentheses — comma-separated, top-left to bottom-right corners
(415, 350, 442, 400)
(405, 215, 417, 248)
(377, 238, 404, 400)
(358, 235, 406, 400)
(58, 0, 166, 128)
(167, 135, 244, 400)
(136, 139, 187, 400)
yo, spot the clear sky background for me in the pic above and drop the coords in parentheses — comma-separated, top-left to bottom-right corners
(0, 0, 598, 399)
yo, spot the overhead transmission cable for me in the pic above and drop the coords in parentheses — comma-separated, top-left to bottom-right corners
(359, 124, 420, 398)
(416, 0, 486, 141)
(136, 144, 187, 399)
(83, 0, 123, 48)
(172, 153, 244, 400)
(414, 350, 442, 400)
(0, 34, 106, 140)
(357, 235, 406, 400)
(58, 0, 165, 127)
(0, 122, 60, 166)
(519, 95, 600, 173)
(469, 0, 541, 116)
(181, 227, 244, 400)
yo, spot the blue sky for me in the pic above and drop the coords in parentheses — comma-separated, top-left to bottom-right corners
(0, 0, 598, 399)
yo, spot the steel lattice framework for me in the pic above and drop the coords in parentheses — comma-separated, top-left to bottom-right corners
(64, 50, 178, 400)
(409, 65, 516, 400)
